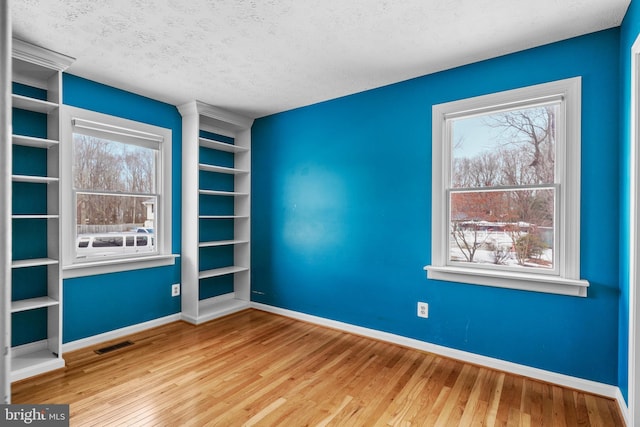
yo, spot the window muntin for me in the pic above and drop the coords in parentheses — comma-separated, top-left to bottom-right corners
(447, 103, 558, 273)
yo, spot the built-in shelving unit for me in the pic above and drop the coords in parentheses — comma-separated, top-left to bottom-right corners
(10, 39, 73, 382)
(178, 101, 253, 324)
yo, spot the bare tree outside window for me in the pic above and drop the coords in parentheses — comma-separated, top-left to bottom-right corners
(449, 104, 557, 270)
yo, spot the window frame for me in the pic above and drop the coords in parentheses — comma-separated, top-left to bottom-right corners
(60, 105, 176, 278)
(425, 77, 589, 297)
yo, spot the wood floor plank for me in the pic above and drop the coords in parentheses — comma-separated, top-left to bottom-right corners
(11, 309, 624, 426)
(485, 371, 506, 425)
(458, 367, 489, 426)
(380, 354, 436, 424)
(562, 388, 579, 427)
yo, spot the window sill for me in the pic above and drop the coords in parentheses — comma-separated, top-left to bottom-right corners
(424, 265, 589, 297)
(63, 254, 179, 279)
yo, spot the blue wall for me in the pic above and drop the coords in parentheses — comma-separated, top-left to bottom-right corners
(61, 75, 182, 342)
(252, 29, 621, 385)
(619, 0, 640, 403)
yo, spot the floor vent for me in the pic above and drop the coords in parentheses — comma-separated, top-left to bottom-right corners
(95, 340, 134, 355)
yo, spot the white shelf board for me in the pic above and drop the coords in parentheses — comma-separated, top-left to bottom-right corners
(199, 163, 249, 175)
(12, 214, 59, 219)
(199, 189, 248, 197)
(198, 239, 249, 248)
(199, 137, 248, 153)
(12, 258, 59, 268)
(12, 94, 58, 113)
(199, 215, 249, 219)
(182, 293, 250, 325)
(11, 296, 59, 313)
(199, 265, 248, 279)
(11, 349, 64, 382)
(12, 174, 59, 183)
(12, 134, 59, 148)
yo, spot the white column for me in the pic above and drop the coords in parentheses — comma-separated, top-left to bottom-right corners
(0, 0, 12, 404)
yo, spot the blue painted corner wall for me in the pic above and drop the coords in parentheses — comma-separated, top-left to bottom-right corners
(251, 29, 621, 385)
(61, 75, 182, 342)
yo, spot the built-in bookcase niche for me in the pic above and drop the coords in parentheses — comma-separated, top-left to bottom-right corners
(179, 101, 253, 324)
(10, 40, 73, 381)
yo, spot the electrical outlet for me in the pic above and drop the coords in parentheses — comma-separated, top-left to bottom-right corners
(417, 302, 429, 318)
(171, 283, 180, 297)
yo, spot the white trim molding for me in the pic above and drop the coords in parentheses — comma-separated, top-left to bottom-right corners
(425, 265, 588, 297)
(617, 386, 631, 427)
(12, 39, 73, 72)
(178, 100, 254, 135)
(63, 254, 178, 279)
(628, 33, 640, 427)
(251, 303, 623, 408)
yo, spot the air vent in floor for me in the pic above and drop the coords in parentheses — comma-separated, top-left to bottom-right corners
(94, 340, 134, 355)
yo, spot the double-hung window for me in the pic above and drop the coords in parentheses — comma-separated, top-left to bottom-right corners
(425, 77, 589, 296)
(60, 106, 174, 277)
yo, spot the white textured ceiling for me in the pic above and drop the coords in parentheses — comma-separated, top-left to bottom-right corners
(12, 0, 631, 118)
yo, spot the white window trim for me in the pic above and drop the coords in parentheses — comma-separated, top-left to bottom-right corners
(60, 105, 176, 278)
(425, 77, 589, 297)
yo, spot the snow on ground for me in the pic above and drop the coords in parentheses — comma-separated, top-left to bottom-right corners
(449, 232, 553, 269)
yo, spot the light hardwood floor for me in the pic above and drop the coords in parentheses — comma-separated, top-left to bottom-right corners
(12, 309, 624, 426)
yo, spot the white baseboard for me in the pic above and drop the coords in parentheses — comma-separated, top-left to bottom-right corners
(62, 313, 182, 353)
(251, 302, 622, 400)
(615, 387, 630, 427)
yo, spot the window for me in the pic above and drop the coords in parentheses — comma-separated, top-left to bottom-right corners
(60, 106, 175, 277)
(425, 77, 589, 296)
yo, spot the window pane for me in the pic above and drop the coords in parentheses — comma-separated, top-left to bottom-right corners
(76, 193, 156, 258)
(449, 188, 554, 270)
(92, 236, 123, 248)
(451, 104, 558, 188)
(72, 133, 156, 193)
